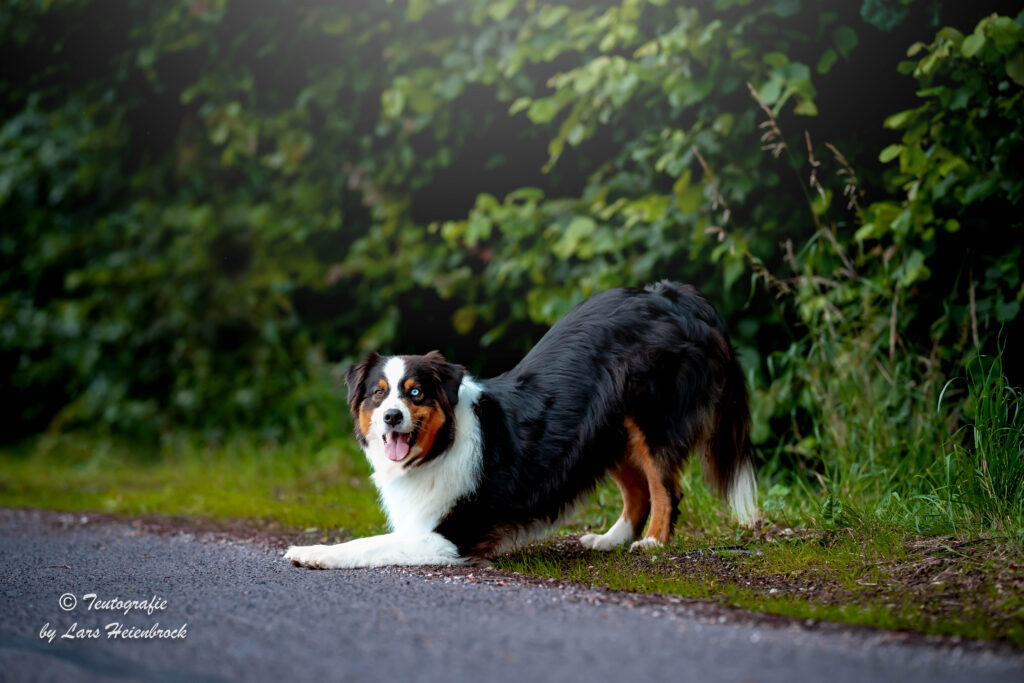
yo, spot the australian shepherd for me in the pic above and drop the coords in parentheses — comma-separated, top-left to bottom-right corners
(285, 281, 757, 569)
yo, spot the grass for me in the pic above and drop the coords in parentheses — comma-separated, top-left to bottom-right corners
(943, 354, 1024, 531)
(0, 432, 384, 536)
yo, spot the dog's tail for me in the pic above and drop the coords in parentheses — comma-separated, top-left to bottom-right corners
(646, 280, 759, 526)
(705, 346, 759, 526)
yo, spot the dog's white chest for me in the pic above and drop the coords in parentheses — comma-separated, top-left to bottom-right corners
(369, 379, 483, 534)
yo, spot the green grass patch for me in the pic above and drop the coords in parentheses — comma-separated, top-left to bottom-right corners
(0, 432, 385, 536)
(496, 525, 1024, 646)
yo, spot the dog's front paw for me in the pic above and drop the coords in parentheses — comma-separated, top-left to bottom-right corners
(580, 532, 627, 551)
(629, 537, 663, 553)
(285, 544, 334, 569)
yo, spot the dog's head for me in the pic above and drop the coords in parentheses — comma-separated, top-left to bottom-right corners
(345, 351, 465, 468)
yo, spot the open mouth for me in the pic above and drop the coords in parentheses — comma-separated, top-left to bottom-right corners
(382, 430, 413, 462)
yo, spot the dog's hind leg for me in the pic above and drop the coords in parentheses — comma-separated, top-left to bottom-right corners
(622, 416, 683, 552)
(579, 452, 650, 551)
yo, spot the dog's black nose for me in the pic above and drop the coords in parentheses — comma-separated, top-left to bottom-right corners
(383, 409, 403, 427)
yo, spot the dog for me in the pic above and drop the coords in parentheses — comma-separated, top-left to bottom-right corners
(285, 281, 757, 569)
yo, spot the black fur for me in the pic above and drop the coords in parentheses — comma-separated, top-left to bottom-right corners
(345, 351, 380, 447)
(433, 281, 752, 558)
(402, 352, 464, 466)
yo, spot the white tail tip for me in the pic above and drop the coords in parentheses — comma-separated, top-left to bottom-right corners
(728, 461, 759, 526)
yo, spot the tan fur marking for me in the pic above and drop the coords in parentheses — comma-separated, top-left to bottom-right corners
(609, 452, 651, 537)
(624, 416, 673, 545)
(408, 401, 446, 460)
(358, 404, 372, 439)
(404, 378, 417, 392)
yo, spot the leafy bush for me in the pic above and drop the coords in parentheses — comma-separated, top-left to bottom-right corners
(722, 10, 1024, 535)
(1, 0, 1021, 458)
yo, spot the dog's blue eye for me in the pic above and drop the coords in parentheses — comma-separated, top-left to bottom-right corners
(410, 388, 421, 397)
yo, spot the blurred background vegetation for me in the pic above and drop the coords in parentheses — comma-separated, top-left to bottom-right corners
(2, 0, 1022, 534)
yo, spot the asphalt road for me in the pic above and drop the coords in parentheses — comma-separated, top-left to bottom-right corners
(1, 510, 1021, 683)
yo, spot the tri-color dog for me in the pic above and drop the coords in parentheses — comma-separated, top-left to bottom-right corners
(285, 281, 757, 569)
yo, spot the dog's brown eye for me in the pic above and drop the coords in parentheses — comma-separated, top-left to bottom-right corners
(373, 388, 384, 398)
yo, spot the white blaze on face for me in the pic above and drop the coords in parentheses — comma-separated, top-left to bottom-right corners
(372, 356, 413, 462)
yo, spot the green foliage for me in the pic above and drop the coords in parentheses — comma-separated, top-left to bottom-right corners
(868, 12, 1024, 342)
(1, 0, 871, 438)
(1, 0, 1021, 528)
(861, 0, 917, 32)
(733, 10, 1024, 540)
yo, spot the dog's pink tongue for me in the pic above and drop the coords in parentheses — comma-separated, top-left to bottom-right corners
(384, 433, 410, 461)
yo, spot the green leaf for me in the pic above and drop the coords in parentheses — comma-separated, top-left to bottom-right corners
(487, 0, 515, 22)
(759, 76, 784, 105)
(320, 12, 352, 35)
(1007, 49, 1024, 86)
(996, 298, 1021, 322)
(963, 178, 997, 205)
(466, 215, 492, 245)
(989, 16, 1019, 54)
(508, 97, 531, 115)
(962, 32, 986, 58)
(861, 0, 909, 32)
(552, 216, 597, 259)
(527, 98, 562, 123)
(879, 144, 902, 163)
(883, 109, 914, 129)
(674, 179, 705, 214)
(936, 27, 964, 45)
(452, 306, 477, 334)
(538, 6, 570, 29)
(890, 209, 912, 236)
(948, 86, 972, 110)
(897, 59, 917, 75)
(816, 49, 838, 74)
(136, 46, 156, 69)
(769, 0, 800, 19)
(712, 113, 734, 135)
(406, 0, 430, 21)
(794, 99, 818, 116)
(567, 124, 585, 146)
(723, 257, 745, 290)
(834, 26, 859, 58)
(381, 89, 405, 119)
(899, 249, 928, 286)
(811, 189, 832, 216)
(854, 222, 879, 241)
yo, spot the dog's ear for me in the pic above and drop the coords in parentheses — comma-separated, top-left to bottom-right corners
(345, 352, 381, 419)
(424, 350, 465, 409)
